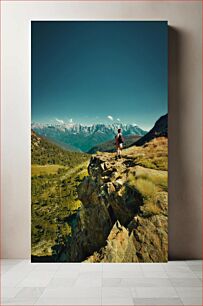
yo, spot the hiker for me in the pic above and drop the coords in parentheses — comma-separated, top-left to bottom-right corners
(115, 128, 124, 159)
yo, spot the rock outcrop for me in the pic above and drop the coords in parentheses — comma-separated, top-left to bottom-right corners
(85, 221, 138, 263)
(70, 137, 168, 262)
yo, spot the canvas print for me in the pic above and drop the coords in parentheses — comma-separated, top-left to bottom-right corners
(31, 21, 168, 262)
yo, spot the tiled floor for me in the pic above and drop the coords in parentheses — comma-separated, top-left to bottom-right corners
(1, 260, 202, 305)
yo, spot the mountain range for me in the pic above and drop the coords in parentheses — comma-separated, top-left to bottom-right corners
(31, 123, 147, 152)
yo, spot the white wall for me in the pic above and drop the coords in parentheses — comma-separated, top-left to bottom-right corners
(1, 1, 202, 259)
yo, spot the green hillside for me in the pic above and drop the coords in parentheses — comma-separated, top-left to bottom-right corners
(31, 130, 88, 166)
(31, 130, 90, 261)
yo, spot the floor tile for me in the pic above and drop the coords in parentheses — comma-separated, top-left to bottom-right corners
(1, 265, 15, 274)
(47, 277, 76, 288)
(186, 260, 202, 266)
(80, 263, 103, 272)
(189, 264, 202, 272)
(17, 271, 56, 287)
(3, 296, 39, 305)
(33, 264, 60, 272)
(103, 263, 142, 273)
(123, 277, 172, 287)
(2, 263, 36, 287)
(141, 264, 165, 272)
(75, 277, 102, 287)
(102, 278, 122, 287)
(103, 270, 144, 279)
(142, 271, 169, 278)
(102, 286, 132, 298)
(54, 269, 79, 278)
(175, 287, 202, 298)
(2, 287, 22, 299)
(41, 286, 101, 298)
(193, 271, 202, 279)
(135, 286, 179, 298)
(79, 271, 102, 278)
(102, 297, 134, 305)
(170, 277, 202, 287)
(166, 271, 197, 279)
(35, 297, 102, 305)
(57, 263, 81, 272)
(15, 287, 45, 298)
(180, 296, 202, 305)
(133, 297, 183, 305)
(164, 265, 192, 273)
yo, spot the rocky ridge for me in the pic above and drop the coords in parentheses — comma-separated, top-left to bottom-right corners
(70, 137, 168, 262)
(133, 114, 168, 147)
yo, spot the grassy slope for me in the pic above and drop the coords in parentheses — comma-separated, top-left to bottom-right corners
(31, 131, 90, 257)
(31, 130, 88, 166)
(123, 137, 168, 217)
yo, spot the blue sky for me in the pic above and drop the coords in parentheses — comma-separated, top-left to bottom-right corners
(31, 21, 168, 130)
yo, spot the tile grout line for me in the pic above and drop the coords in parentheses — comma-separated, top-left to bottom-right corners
(165, 266, 202, 306)
(33, 263, 60, 305)
(101, 263, 103, 306)
(167, 277, 184, 306)
(4, 260, 36, 290)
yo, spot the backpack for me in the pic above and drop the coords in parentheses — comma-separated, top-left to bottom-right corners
(118, 134, 124, 144)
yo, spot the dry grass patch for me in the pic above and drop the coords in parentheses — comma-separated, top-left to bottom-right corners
(124, 137, 168, 171)
(127, 166, 168, 216)
(32, 164, 66, 176)
(141, 200, 161, 216)
(127, 173, 158, 198)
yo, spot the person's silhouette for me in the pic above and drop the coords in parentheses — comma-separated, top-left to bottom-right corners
(115, 128, 124, 159)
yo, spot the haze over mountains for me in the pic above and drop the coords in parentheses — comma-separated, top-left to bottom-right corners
(32, 122, 147, 152)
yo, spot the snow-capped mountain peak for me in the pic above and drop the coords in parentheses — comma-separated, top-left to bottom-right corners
(31, 122, 147, 152)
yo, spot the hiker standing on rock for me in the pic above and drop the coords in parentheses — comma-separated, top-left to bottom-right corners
(115, 128, 124, 159)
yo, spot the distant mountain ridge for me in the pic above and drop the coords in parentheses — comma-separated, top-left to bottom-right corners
(88, 135, 141, 154)
(32, 123, 147, 152)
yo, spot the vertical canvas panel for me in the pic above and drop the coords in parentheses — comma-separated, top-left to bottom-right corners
(31, 21, 168, 262)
